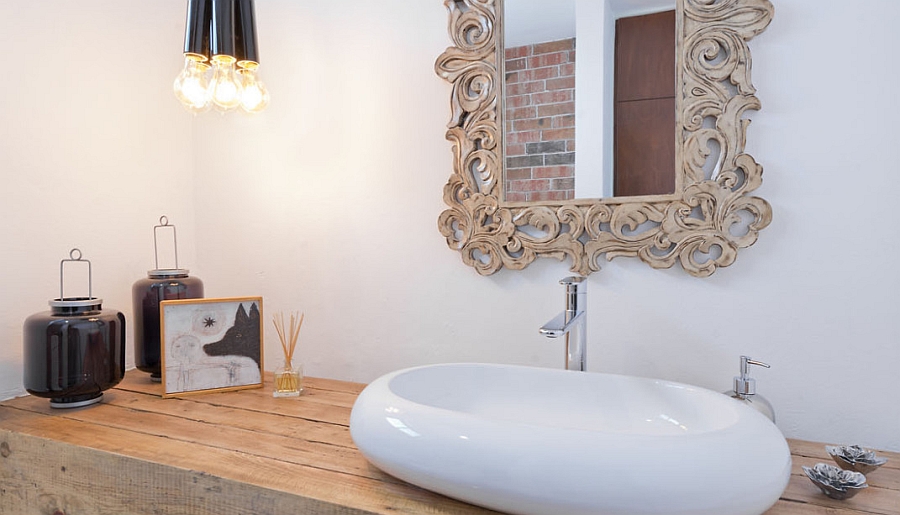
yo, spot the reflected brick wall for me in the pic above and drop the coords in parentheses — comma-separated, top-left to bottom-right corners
(504, 38, 576, 202)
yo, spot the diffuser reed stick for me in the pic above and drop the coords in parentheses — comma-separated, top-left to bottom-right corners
(273, 312, 304, 395)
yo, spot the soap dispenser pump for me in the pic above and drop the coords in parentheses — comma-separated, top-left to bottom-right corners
(727, 356, 775, 423)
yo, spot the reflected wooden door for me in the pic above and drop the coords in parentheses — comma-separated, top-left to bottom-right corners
(614, 10, 676, 197)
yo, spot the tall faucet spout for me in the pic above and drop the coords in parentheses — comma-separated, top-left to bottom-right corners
(539, 276, 587, 371)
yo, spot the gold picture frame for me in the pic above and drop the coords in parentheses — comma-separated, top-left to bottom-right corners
(160, 297, 264, 398)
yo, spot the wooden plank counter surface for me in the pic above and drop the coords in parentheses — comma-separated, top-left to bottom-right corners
(1, 370, 898, 515)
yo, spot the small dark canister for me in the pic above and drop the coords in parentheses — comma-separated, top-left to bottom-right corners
(132, 216, 203, 381)
(23, 250, 126, 408)
(132, 269, 203, 381)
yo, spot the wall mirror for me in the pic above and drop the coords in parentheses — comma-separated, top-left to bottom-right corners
(436, 0, 774, 277)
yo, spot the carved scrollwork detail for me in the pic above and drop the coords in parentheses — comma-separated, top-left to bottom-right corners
(436, 0, 773, 277)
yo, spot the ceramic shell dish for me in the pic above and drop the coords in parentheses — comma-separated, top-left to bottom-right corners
(827, 445, 889, 474)
(803, 463, 868, 500)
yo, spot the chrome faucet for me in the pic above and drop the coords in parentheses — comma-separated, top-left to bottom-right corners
(539, 276, 587, 371)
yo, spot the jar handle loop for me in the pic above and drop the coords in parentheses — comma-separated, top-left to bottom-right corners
(59, 248, 92, 300)
(153, 215, 180, 270)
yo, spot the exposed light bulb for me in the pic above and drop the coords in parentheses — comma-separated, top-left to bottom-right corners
(173, 55, 211, 113)
(209, 55, 243, 111)
(238, 67, 269, 113)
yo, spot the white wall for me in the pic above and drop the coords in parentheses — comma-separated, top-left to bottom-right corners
(1, 0, 899, 453)
(505, 0, 576, 48)
(574, 0, 607, 198)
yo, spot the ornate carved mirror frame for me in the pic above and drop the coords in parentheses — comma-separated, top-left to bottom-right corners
(435, 0, 774, 277)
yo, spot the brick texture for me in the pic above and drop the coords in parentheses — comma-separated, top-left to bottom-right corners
(505, 38, 576, 202)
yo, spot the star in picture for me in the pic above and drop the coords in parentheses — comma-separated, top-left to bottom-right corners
(203, 316, 216, 328)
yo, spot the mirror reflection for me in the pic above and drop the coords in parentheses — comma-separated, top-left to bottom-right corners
(503, 0, 675, 202)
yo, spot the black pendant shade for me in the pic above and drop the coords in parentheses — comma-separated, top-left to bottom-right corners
(182, 0, 257, 64)
(183, 0, 212, 60)
(235, 0, 259, 66)
(210, 0, 237, 60)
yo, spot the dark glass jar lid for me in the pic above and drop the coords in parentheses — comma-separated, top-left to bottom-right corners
(148, 268, 190, 279)
(48, 296, 103, 309)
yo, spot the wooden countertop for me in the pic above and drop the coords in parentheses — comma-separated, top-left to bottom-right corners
(1, 370, 897, 515)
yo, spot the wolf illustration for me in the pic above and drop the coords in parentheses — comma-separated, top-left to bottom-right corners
(203, 303, 261, 367)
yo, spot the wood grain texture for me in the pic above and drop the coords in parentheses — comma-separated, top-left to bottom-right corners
(614, 10, 677, 198)
(615, 97, 677, 197)
(0, 371, 500, 515)
(772, 440, 900, 515)
(615, 10, 677, 103)
(2, 371, 898, 515)
(435, 0, 774, 277)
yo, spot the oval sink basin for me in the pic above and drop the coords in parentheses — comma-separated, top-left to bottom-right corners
(350, 363, 791, 515)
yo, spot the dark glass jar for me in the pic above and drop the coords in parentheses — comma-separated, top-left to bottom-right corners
(132, 269, 203, 381)
(23, 297, 126, 408)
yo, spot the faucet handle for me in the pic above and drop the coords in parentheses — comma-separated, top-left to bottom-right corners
(560, 276, 586, 293)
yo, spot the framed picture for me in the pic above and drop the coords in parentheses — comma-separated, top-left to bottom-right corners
(160, 297, 264, 398)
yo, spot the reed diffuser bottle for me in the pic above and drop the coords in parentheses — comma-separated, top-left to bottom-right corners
(272, 312, 304, 397)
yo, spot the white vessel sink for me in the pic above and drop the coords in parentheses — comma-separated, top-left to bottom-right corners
(350, 363, 791, 515)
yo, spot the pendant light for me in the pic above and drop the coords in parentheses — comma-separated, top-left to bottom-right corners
(173, 0, 269, 114)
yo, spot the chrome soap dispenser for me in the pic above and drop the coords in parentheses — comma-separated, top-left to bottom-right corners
(727, 355, 775, 423)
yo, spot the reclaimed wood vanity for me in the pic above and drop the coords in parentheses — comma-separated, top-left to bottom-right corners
(1, 371, 897, 514)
